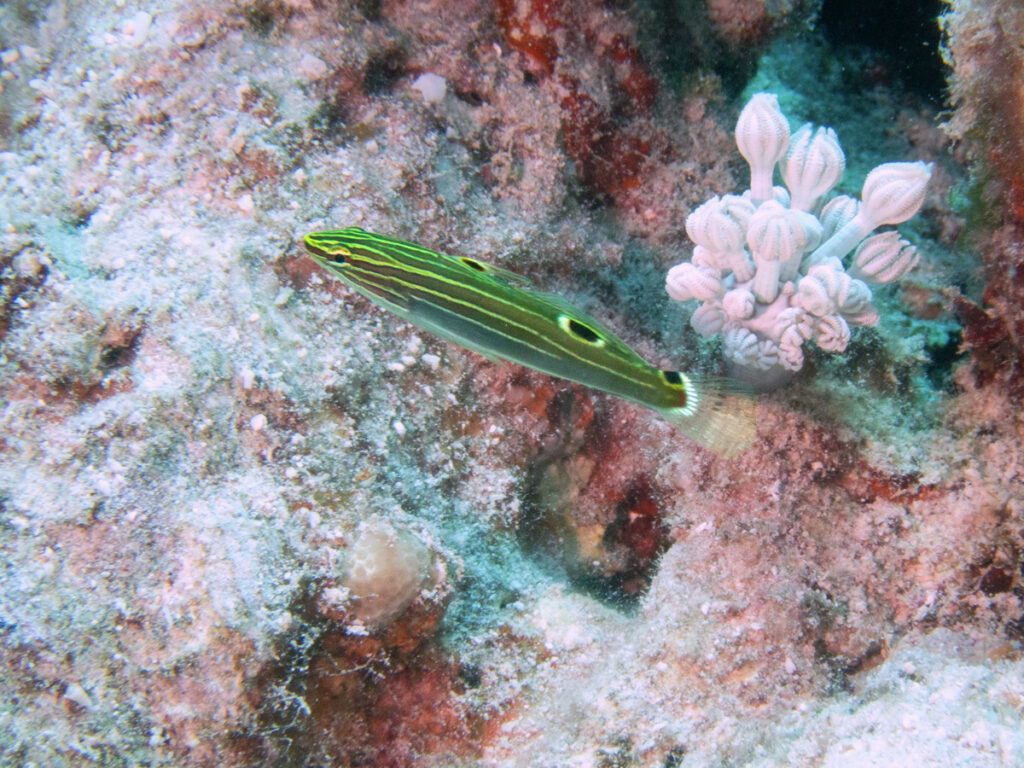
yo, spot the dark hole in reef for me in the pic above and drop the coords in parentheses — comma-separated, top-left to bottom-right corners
(363, 48, 407, 96)
(813, 638, 856, 694)
(664, 745, 688, 768)
(356, 0, 382, 21)
(454, 89, 485, 107)
(66, 207, 94, 230)
(519, 431, 667, 612)
(245, 1, 277, 35)
(979, 567, 1013, 596)
(99, 342, 135, 371)
(10, 0, 48, 24)
(1007, 616, 1024, 643)
(308, 95, 350, 143)
(94, 113, 128, 152)
(819, 0, 946, 104)
(98, 326, 142, 371)
(643, 0, 760, 96)
(924, 329, 965, 391)
(456, 663, 483, 689)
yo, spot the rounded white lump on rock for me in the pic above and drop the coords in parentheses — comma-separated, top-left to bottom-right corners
(341, 518, 433, 628)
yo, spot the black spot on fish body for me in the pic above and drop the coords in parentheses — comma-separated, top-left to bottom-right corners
(566, 318, 600, 343)
(661, 370, 683, 386)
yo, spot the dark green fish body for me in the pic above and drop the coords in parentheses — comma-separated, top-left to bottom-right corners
(303, 228, 756, 458)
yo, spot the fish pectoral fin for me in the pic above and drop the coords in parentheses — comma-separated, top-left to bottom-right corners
(353, 280, 411, 312)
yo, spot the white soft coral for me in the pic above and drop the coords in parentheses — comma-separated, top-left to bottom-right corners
(666, 93, 931, 383)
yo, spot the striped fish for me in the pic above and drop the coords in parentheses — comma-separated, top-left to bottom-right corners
(303, 228, 757, 458)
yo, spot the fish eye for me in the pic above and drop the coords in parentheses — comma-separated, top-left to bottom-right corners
(321, 245, 351, 264)
(558, 315, 604, 345)
(304, 234, 351, 264)
(460, 257, 486, 272)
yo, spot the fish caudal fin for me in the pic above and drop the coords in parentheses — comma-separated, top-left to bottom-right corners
(658, 374, 758, 459)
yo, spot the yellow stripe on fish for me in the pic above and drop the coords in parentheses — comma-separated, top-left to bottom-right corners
(303, 227, 757, 458)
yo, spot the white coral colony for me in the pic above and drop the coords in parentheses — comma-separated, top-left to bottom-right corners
(666, 92, 931, 384)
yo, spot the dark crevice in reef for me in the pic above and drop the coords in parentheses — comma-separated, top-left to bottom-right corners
(819, 0, 947, 105)
(924, 329, 965, 392)
(517, 396, 670, 612)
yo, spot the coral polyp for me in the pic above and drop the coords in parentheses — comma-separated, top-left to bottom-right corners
(666, 93, 931, 383)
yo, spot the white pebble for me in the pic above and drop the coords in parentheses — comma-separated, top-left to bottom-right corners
(421, 353, 440, 370)
(273, 286, 293, 307)
(411, 73, 446, 104)
(237, 193, 254, 215)
(63, 683, 93, 710)
(298, 53, 328, 82)
(12, 249, 42, 278)
(121, 11, 152, 48)
(392, 420, 406, 436)
(250, 413, 267, 432)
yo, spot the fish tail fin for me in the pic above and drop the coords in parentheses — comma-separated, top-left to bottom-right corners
(658, 374, 758, 459)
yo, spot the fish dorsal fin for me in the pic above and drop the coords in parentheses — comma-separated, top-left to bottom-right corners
(454, 254, 534, 287)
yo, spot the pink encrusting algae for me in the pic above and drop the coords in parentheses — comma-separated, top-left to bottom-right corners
(0, 0, 1022, 766)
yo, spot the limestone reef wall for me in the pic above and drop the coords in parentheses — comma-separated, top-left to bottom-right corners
(0, 1, 1022, 766)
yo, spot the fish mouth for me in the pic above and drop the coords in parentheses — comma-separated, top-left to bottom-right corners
(302, 235, 341, 264)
